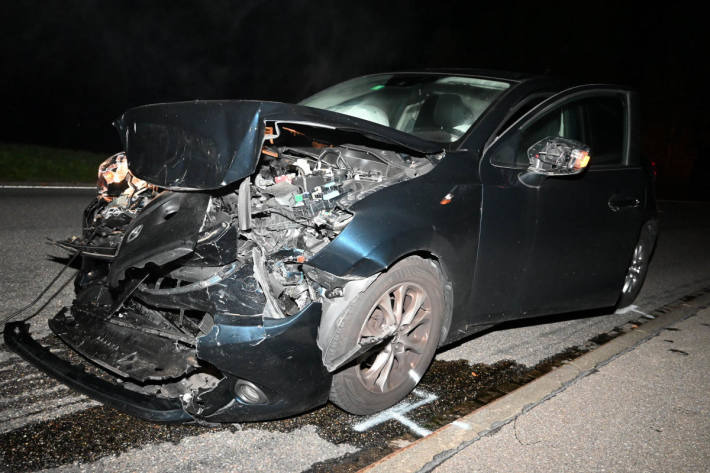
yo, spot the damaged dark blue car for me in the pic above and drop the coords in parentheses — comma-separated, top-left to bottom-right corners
(4, 70, 658, 423)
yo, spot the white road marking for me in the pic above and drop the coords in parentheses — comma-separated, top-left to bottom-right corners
(0, 384, 69, 406)
(0, 372, 43, 387)
(0, 394, 89, 422)
(452, 420, 472, 430)
(0, 399, 98, 434)
(353, 389, 438, 437)
(0, 185, 95, 190)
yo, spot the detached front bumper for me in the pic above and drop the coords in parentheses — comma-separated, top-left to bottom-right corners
(3, 302, 332, 423)
(3, 321, 191, 423)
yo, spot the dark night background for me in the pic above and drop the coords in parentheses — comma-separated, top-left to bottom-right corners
(1, 1, 707, 198)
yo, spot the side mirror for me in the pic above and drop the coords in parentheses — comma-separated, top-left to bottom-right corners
(527, 137, 591, 176)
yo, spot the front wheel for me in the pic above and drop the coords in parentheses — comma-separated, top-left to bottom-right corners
(328, 256, 445, 415)
(617, 220, 657, 309)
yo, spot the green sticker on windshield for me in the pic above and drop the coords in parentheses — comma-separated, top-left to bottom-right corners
(370, 84, 385, 91)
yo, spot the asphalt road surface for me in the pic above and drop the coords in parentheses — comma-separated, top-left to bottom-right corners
(1, 188, 709, 472)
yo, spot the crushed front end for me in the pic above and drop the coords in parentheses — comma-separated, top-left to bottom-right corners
(4, 105, 438, 422)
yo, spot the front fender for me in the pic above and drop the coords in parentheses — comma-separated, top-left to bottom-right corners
(307, 158, 482, 354)
(307, 179, 480, 282)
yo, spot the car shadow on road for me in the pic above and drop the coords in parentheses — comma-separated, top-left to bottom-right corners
(438, 306, 617, 354)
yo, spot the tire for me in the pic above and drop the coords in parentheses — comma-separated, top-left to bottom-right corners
(617, 220, 657, 309)
(328, 256, 445, 415)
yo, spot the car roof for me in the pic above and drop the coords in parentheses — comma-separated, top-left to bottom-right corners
(374, 68, 543, 83)
(361, 69, 576, 93)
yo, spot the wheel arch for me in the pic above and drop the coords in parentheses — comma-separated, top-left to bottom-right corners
(316, 250, 455, 373)
(380, 250, 454, 347)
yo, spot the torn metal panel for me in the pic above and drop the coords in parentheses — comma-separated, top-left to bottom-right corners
(251, 247, 285, 319)
(135, 262, 266, 315)
(317, 274, 378, 372)
(189, 221, 239, 266)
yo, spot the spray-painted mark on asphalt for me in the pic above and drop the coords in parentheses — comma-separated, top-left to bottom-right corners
(616, 304, 655, 319)
(353, 389, 438, 437)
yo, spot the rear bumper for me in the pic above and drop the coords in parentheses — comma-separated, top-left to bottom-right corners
(3, 321, 192, 423)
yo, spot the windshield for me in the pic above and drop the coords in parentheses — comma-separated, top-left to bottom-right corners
(300, 74, 510, 143)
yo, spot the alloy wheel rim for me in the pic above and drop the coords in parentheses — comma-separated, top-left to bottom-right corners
(356, 282, 433, 394)
(622, 240, 646, 294)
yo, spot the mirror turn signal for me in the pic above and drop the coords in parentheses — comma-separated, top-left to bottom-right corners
(571, 149, 590, 170)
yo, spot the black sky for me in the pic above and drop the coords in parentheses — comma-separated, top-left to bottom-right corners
(1, 1, 707, 195)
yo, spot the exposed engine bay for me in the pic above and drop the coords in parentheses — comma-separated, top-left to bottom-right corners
(48, 123, 436, 417)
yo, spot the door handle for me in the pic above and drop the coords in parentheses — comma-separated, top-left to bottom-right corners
(608, 195, 640, 212)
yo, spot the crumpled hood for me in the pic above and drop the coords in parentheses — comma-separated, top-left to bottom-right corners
(114, 100, 443, 190)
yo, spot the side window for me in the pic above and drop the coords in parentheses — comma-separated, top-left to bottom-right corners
(495, 94, 551, 139)
(515, 103, 584, 166)
(579, 96, 625, 166)
(489, 92, 626, 169)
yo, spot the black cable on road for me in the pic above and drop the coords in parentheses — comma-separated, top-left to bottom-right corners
(0, 249, 80, 327)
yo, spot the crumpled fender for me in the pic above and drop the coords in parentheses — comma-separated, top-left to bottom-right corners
(316, 274, 378, 372)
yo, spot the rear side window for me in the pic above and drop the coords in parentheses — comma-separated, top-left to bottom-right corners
(580, 96, 625, 166)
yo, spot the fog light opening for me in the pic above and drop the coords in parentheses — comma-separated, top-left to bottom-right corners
(234, 379, 268, 404)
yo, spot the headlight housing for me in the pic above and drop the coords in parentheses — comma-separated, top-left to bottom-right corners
(97, 152, 153, 201)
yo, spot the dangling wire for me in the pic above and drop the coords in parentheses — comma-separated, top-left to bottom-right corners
(0, 250, 81, 325)
(0, 227, 98, 326)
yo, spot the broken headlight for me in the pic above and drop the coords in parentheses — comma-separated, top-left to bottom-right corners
(97, 152, 155, 202)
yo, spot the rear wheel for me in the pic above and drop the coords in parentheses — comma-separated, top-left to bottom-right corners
(617, 220, 657, 309)
(328, 256, 445, 415)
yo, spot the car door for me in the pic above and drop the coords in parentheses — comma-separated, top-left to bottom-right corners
(471, 86, 645, 322)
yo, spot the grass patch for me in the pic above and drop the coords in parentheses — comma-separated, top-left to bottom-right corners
(0, 142, 107, 183)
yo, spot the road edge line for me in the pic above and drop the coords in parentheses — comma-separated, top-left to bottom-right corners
(360, 289, 710, 473)
(0, 184, 95, 189)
